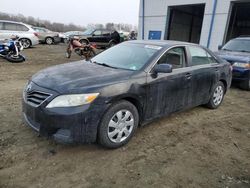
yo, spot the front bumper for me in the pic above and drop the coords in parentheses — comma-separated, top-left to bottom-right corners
(232, 67, 250, 81)
(22, 83, 109, 144)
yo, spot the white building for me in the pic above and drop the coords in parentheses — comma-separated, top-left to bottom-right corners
(138, 0, 250, 50)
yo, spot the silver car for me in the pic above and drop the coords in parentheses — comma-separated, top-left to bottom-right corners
(32, 27, 61, 45)
(0, 20, 39, 48)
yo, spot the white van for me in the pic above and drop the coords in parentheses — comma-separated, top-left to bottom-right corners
(0, 20, 39, 48)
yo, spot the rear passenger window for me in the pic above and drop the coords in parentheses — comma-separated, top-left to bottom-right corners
(4, 23, 17, 31)
(16, 24, 29, 31)
(189, 46, 214, 66)
(102, 30, 110, 36)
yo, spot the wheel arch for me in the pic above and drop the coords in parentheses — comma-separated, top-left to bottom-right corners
(45, 36, 54, 43)
(219, 79, 227, 92)
(219, 72, 228, 93)
(109, 39, 118, 45)
(108, 94, 144, 125)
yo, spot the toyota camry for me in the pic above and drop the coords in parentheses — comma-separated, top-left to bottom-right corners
(22, 40, 232, 148)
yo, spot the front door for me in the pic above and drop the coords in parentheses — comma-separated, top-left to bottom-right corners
(145, 47, 192, 120)
(88, 30, 103, 44)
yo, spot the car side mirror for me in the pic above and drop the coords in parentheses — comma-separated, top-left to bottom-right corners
(92, 34, 96, 37)
(218, 45, 223, 50)
(153, 64, 173, 74)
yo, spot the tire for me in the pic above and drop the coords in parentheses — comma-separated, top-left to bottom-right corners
(5, 54, 25, 63)
(64, 38, 69, 44)
(206, 81, 225, 109)
(19, 38, 31, 48)
(109, 41, 116, 48)
(239, 79, 250, 91)
(79, 39, 89, 45)
(45, 37, 54, 45)
(98, 100, 139, 149)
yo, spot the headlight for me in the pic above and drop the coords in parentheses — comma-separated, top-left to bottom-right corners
(233, 62, 250, 68)
(46, 93, 99, 108)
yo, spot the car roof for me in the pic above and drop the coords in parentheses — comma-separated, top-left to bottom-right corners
(0, 20, 33, 28)
(0, 20, 25, 25)
(126, 40, 199, 48)
(235, 37, 250, 40)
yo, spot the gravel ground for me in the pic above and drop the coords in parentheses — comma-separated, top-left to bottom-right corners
(0, 44, 249, 188)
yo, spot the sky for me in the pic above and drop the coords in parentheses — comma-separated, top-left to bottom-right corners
(1, 0, 140, 26)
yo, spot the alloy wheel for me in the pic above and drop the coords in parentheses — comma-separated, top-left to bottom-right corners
(46, 38, 53, 45)
(20, 39, 30, 48)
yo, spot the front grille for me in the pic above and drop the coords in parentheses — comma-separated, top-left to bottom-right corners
(26, 91, 51, 107)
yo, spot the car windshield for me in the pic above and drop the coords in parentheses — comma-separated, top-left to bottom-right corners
(82, 28, 95, 35)
(91, 43, 162, 71)
(222, 39, 250, 52)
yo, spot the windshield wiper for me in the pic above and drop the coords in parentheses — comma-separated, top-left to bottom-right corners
(238, 50, 250, 53)
(90, 60, 118, 69)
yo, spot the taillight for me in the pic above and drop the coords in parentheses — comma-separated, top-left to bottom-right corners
(34, 32, 38, 37)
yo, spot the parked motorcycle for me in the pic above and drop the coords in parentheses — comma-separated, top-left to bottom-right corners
(0, 36, 25, 63)
(66, 36, 96, 60)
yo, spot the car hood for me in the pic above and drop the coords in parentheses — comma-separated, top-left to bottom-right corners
(215, 50, 250, 63)
(31, 61, 134, 94)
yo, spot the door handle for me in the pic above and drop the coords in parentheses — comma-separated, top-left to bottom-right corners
(185, 73, 192, 79)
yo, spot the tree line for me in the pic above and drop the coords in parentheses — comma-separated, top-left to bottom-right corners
(0, 12, 137, 33)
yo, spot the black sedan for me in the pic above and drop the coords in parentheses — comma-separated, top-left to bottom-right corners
(22, 40, 232, 148)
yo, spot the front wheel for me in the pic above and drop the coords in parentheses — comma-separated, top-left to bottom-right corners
(206, 81, 225, 109)
(5, 54, 25, 63)
(98, 100, 139, 149)
(19, 38, 31, 48)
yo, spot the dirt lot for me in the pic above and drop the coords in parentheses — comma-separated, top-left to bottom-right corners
(0, 44, 249, 188)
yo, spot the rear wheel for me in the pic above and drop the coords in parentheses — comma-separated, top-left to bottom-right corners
(206, 81, 225, 109)
(19, 38, 31, 48)
(109, 41, 116, 48)
(45, 37, 53, 45)
(98, 100, 139, 149)
(85, 49, 96, 61)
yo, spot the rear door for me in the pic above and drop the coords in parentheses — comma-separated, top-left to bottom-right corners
(1, 22, 18, 39)
(186, 46, 220, 107)
(101, 30, 112, 44)
(145, 46, 192, 120)
(1, 22, 29, 40)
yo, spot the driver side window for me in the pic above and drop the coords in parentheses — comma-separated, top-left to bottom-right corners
(157, 47, 186, 69)
(93, 30, 102, 36)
